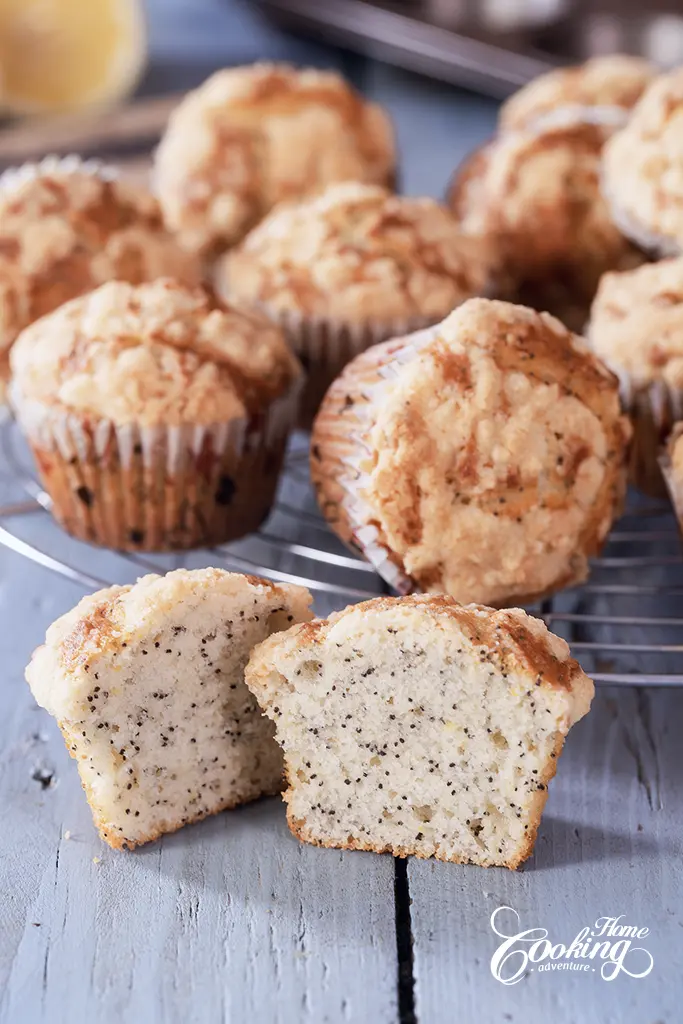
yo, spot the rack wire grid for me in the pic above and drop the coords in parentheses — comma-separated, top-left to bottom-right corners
(1, 413, 682, 688)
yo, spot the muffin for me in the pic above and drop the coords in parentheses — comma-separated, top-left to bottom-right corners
(311, 298, 630, 606)
(245, 594, 594, 869)
(220, 181, 491, 424)
(500, 54, 654, 132)
(589, 257, 683, 495)
(9, 279, 302, 551)
(0, 155, 201, 383)
(448, 109, 642, 331)
(154, 63, 396, 256)
(603, 68, 683, 257)
(26, 568, 313, 849)
(660, 424, 683, 527)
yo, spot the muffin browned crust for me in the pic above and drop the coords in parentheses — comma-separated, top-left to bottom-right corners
(0, 160, 201, 378)
(10, 278, 301, 425)
(446, 141, 492, 223)
(500, 54, 654, 131)
(603, 68, 683, 256)
(10, 279, 302, 551)
(245, 594, 593, 868)
(222, 181, 490, 324)
(154, 63, 396, 256)
(448, 113, 642, 330)
(26, 569, 313, 849)
(222, 181, 489, 423)
(311, 298, 630, 606)
(589, 257, 683, 494)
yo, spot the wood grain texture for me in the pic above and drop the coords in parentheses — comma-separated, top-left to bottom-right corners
(408, 688, 683, 1024)
(0, 470, 398, 1024)
(1, 2, 680, 1022)
(345, 59, 682, 1024)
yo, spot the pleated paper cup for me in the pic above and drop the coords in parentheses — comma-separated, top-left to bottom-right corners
(237, 303, 436, 430)
(0, 157, 120, 386)
(601, 159, 680, 259)
(612, 371, 683, 497)
(311, 326, 438, 594)
(0, 154, 118, 194)
(659, 426, 683, 531)
(10, 381, 299, 552)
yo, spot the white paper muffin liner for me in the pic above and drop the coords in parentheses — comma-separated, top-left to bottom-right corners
(659, 425, 683, 528)
(601, 173, 682, 259)
(0, 154, 119, 195)
(9, 380, 299, 551)
(312, 326, 438, 594)
(609, 367, 683, 496)
(529, 103, 630, 134)
(245, 303, 436, 428)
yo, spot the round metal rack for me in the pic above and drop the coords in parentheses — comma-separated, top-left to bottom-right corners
(1, 415, 683, 687)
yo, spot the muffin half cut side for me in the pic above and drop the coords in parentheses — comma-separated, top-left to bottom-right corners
(245, 595, 594, 869)
(25, 568, 313, 849)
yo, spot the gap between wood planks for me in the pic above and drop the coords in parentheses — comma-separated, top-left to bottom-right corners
(377, 574, 417, 1024)
(395, 859, 417, 1024)
(4, 112, 422, 1024)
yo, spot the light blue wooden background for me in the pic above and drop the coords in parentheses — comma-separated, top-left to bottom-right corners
(0, 2, 681, 1023)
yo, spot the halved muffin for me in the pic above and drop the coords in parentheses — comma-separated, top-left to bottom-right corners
(245, 594, 594, 869)
(26, 568, 313, 849)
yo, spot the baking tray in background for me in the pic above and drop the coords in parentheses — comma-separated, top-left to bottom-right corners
(258, 0, 683, 95)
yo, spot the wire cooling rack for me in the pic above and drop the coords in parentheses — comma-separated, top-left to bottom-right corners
(1, 415, 683, 687)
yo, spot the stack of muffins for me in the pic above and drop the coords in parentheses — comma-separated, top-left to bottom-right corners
(20, 54, 683, 869)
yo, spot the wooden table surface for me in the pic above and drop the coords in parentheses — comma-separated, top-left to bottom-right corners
(0, 3, 681, 1022)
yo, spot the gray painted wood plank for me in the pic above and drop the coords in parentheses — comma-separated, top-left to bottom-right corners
(408, 687, 683, 1024)
(363, 58, 682, 1024)
(2, 3, 681, 1021)
(0, 464, 398, 1024)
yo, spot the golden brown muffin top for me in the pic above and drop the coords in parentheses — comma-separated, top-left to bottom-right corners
(10, 278, 301, 427)
(500, 55, 654, 131)
(154, 63, 396, 256)
(589, 257, 683, 388)
(312, 298, 629, 607)
(222, 182, 490, 323)
(26, 568, 313, 719)
(603, 68, 683, 255)
(0, 160, 201, 361)
(452, 112, 637, 282)
(248, 593, 593, 702)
